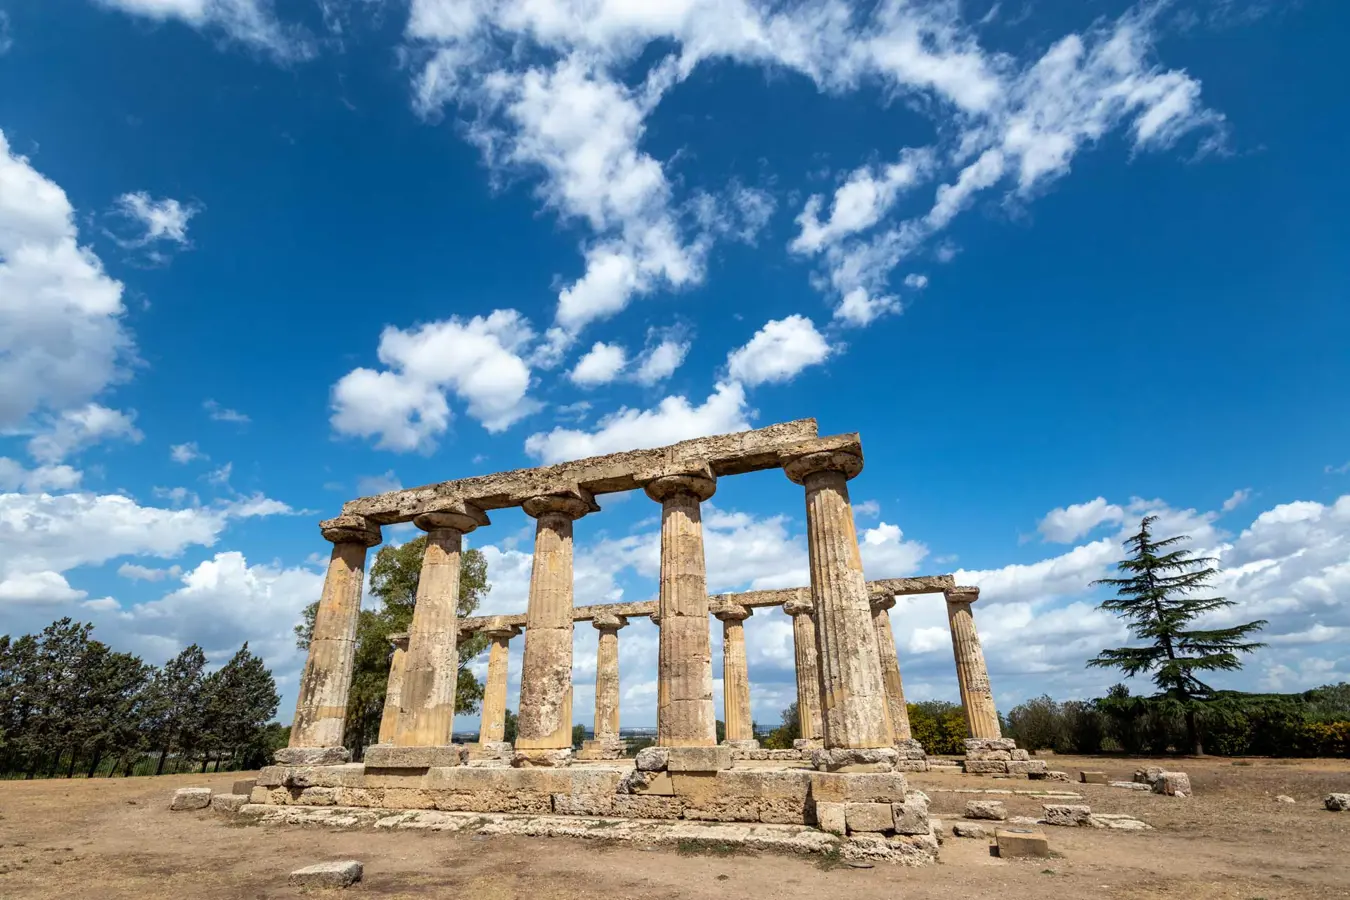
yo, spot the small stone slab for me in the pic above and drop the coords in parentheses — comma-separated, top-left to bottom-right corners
(289, 860, 363, 889)
(210, 793, 249, 813)
(964, 799, 1007, 821)
(844, 802, 895, 833)
(1325, 793, 1350, 811)
(1043, 803, 1092, 826)
(1153, 771, 1191, 797)
(364, 744, 464, 769)
(811, 747, 898, 773)
(952, 822, 991, 838)
(275, 747, 351, 766)
(232, 779, 257, 796)
(170, 787, 211, 811)
(666, 746, 733, 772)
(1079, 770, 1108, 784)
(815, 801, 846, 835)
(1044, 771, 1072, 783)
(1111, 781, 1152, 791)
(995, 828, 1050, 858)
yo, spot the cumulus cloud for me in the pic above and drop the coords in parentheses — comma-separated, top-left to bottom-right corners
(725, 315, 832, 387)
(27, 404, 143, 464)
(110, 192, 201, 262)
(569, 341, 628, 387)
(203, 399, 250, 424)
(90, 0, 312, 62)
(1038, 497, 1125, 543)
(331, 309, 540, 452)
(0, 458, 83, 493)
(170, 441, 206, 464)
(633, 337, 689, 385)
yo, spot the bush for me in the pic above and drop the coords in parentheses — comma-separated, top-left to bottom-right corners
(907, 701, 967, 754)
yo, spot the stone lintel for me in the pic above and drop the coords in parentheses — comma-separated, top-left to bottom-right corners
(339, 420, 827, 524)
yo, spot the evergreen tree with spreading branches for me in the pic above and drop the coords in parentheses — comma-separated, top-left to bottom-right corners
(1090, 515, 1266, 755)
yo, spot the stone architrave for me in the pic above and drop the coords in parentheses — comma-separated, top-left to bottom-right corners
(644, 473, 718, 748)
(782, 597, 825, 743)
(515, 492, 592, 753)
(287, 515, 381, 758)
(946, 586, 1001, 740)
(377, 632, 410, 745)
(783, 451, 894, 750)
(477, 619, 520, 748)
(870, 595, 912, 742)
(714, 604, 755, 746)
(393, 505, 489, 748)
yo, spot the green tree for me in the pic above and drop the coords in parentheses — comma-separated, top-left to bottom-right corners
(1090, 515, 1267, 755)
(201, 643, 279, 771)
(295, 537, 491, 754)
(502, 708, 518, 744)
(761, 703, 799, 749)
(572, 723, 586, 748)
(144, 645, 208, 774)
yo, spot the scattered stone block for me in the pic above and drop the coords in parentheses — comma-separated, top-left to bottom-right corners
(952, 822, 991, 838)
(1009, 749, 1031, 761)
(1044, 771, 1071, 783)
(170, 787, 211, 811)
(665, 746, 733, 772)
(844, 802, 895, 834)
(289, 860, 363, 889)
(963, 759, 1010, 775)
(811, 747, 899, 772)
(1079, 771, 1108, 784)
(964, 799, 1007, 821)
(1111, 781, 1152, 792)
(891, 796, 931, 835)
(232, 779, 257, 796)
(1007, 815, 1039, 827)
(1007, 760, 1047, 776)
(1325, 793, 1350, 811)
(1275, 795, 1295, 804)
(634, 747, 670, 771)
(1042, 803, 1092, 826)
(1153, 772, 1191, 797)
(1134, 766, 1164, 786)
(995, 828, 1050, 858)
(210, 793, 248, 813)
(274, 747, 350, 766)
(815, 801, 846, 835)
(1088, 814, 1151, 831)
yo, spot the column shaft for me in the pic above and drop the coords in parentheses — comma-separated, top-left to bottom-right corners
(593, 627, 621, 740)
(290, 517, 380, 750)
(871, 599, 911, 742)
(377, 634, 409, 745)
(947, 592, 1002, 739)
(785, 601, 825, 742)
(478, 627, 517, 745)
(720, 611, 753, 742)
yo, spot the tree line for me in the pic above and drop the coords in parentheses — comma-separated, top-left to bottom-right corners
(0, 618, 281, 779)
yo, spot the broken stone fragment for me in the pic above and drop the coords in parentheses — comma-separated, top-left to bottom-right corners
(1152, 771, 1191, 797)
(1042, 803, 1092, 826)
(210, 793, 249, 813)
(964, 799, 1007, 821)
(169, 787, 211, 811)
(1324, 793, 1350, 811)
(952, 822, 991, 838)
(634, 747, 670, 772)
(288, 860, 363, 889)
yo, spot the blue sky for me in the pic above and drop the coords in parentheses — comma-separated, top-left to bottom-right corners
(1, 0, 1347, 732)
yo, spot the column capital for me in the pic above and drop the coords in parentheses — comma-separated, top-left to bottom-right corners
(641, 472, 716, 503)
(387, 631, 410, 650)
(869, 594, 897, 612)
(320, 515, 382, 547)
(522, 489, 595, 520)
(782, 450, 863, 485)
(782, 596, 815, 618)
(945, 586, 980, 604)
(482, 616, 522, 640)
(413, 502, 490, 534)
(712, 602, 751, 622)
(591, 612, 630, 631)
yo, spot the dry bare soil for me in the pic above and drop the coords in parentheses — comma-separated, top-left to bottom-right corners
(1, 754, 1347, 899)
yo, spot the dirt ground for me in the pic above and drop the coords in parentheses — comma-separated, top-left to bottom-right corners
(1, 754, 1347, 899)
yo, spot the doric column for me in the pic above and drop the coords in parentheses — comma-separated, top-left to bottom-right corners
(515, 492, 592, 759)
(784, 450, 894, 752)
(579, 613, 628, 759)
(715, 603, 756, 747)
(392, 505, 489, 748)
(477, 619, 520, 750)
(284, 515, 381, 764)
(870, 595, 912, 742)
(782, 596, 824, 745)
(946, 586, 1002, 739)
(377, 632, 410, 745)
(644, 472, 717, 748)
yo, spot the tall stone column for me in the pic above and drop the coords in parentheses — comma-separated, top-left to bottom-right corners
(946, 587, 1002, 740)
(715, 604, 756, 747)
(783, 596, 824, 747)
(377, 632, 410, 745)
(644, 473, 717, 748)
(392, 506, 489, 752)
(515, 492, 592, 762)
(284, 515, 381, 764)
(579, 613, 628, 759)
(784, 450, 895, 760)
(476, 619, 520, 757)
(870, 595, 912, 742)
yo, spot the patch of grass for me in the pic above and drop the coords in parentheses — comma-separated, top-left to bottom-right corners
(676, 839, 742, 857)
(815, 846, 844, 870)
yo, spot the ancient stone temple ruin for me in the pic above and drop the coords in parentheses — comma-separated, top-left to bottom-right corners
(249, 420, 1038, 862)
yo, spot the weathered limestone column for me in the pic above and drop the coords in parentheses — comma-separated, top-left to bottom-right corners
(476, 619, 520, 756)
(514, 492, 592, 763)
(715, 604, 756, 748)
(946, 586, 1002, 740)
(578, 613, 628, 759)
(784, 450, 896, 762)
(870, 595, 911, 742)
(644, 473, 717, 748)
(283, 515, 381, 764)
(377, 632, 410, 745)
(783, 596, 825, 748)
(390, 506, 489, 755)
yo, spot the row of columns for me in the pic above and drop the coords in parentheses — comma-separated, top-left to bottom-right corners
(287, 451, 1001, 761)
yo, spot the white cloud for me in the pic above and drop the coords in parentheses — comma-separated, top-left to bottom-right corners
(117, 562, 183, 582)
(112, 191, 200, 247)
(792, 150, 932, 254)
(1222, 488, 1252, 512)
(725, 315, 832, 387)
(860, 521, 930, 578)
(355, 471, 402, 496)
(0, 458, 83, 492)
(1038, 497, 1125, 543)
(633, 338, 688, 385)
(524, 381, 750, 464)
(569, 341, 628, 387)
(1326, 461, 1350, 476)
(0, 11, 12, 55)
(170, 441, 206, 464)
(0, 131, 133, 432)
(91, 0, 312, 61)
(0, 570, 88, 605)
(854, 499, 881, 520)
(903, 273, 929, 289)
(331, 309, 540, 452)
(203, 398, 250, 424)
(27, 404, 143, 464)
(205, 462, 232, 487)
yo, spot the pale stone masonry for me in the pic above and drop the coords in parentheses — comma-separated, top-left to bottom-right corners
(945, 587, 1001, 740)
(783, 596, 825, 745)
(376, 633, 409, 745)
(870, 595, 913, 742)
(715, 603, 755, 747)
(578, 612, 628, 759)
(476, 619, 519, 753)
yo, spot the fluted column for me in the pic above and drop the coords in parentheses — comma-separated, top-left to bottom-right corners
(393, 505, 489, 748)
(946, 586, 1001, 739)
(715, 604, 755, 746)
(784, 450, 893, 750)
(870, 595, 912, 742)
(591, 613, 627, 741)
(377, 632, 410, 745)
(644, 473, 717, 748)
(783, 596, 825, 744)
(286, 515, 381, 762)
(478, 619, 520, 748)
(515, 492, 592, 756)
